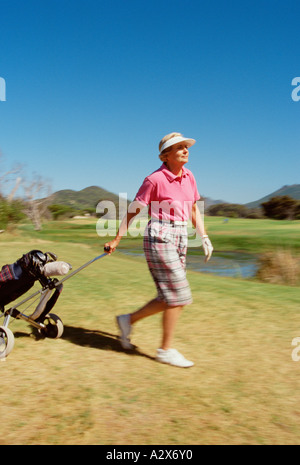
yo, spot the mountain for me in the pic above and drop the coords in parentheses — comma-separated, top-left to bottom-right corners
(49, 186, 129, 217)
(51, 186, 118, 208)
(48, 184, 300, 215)
(202, 196, 227, 210)
(245, 185, 300, 208)
(51, 187, 225, 211)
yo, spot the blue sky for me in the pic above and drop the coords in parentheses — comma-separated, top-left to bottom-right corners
(0, 0, 299, 204)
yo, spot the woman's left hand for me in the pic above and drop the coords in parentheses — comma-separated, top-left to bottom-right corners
(201, 235, 213, 262)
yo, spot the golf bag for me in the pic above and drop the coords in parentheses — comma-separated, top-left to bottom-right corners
(0, 250, 63, 319)
(0, 247, 108, 359)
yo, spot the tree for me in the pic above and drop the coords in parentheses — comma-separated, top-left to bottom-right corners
(0, 196, 25, 229)
(0, 151, 22, 200)
(22, 175, 52, 230)
(48, 204, 77, 220)
(0, 153, 53, 230)
(206, 202, 263, 219)
(261, 196, 298, 220)
(294, 203, 300, 220)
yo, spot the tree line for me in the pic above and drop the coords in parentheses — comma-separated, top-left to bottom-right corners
(1, 154, 299, 230)
(0, 157, 51, 230)
(206, 196, 300, 220)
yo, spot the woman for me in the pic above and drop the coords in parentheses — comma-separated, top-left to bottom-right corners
(105, 132, 213, 367)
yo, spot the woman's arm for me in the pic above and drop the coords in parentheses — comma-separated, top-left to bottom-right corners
(190, 202, 206, 237)
(190, 202, 213, 262)
(104, 201, 144, 254)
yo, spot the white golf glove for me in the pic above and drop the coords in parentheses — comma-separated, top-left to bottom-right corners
(201, 235, 213, 262)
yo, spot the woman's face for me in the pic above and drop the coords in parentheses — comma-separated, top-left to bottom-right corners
(166, 142, 189, 166)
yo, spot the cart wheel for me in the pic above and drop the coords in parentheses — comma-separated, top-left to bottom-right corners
(0, 326, 15, 359)
(40, 313, 64, 339)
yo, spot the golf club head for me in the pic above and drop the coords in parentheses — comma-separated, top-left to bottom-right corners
(45, 252, 58, 262)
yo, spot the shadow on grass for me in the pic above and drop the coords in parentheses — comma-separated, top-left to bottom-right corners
(65, 325, 156, 361)
(63, 325, 155, 360)
(14, 325, 155, 362)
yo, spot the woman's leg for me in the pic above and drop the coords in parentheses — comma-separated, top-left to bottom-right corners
(117, 300, 193, 366)
(130, 298, 168, 324)
(161, 305, 183, 350)
(130, 298, 183, 350)
(117, 298, 167, 350)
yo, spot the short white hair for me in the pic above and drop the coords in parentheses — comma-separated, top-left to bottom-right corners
(158, 132, 183, 162)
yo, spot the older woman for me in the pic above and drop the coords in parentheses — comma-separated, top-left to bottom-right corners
(105, 132, 213, 367)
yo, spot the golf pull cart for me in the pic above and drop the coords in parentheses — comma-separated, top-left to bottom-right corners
(0, 248, 109, 359)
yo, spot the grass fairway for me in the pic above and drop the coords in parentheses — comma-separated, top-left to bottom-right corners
(207, 217, 300, 254)
(17, 216, 300, 254)
(1, 220, 300, 444)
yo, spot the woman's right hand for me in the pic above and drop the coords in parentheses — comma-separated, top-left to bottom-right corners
(104, 238, 120, 255)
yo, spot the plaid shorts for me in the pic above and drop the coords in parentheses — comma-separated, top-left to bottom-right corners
(143, 221, 192, 306)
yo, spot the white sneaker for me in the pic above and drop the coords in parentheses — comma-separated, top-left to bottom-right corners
(156, 348, 194, 368)
(116, 314, 134, 350)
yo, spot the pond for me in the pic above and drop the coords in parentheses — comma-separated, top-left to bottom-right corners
(186, 251, 258, 279)
(119, 250, 258, 279)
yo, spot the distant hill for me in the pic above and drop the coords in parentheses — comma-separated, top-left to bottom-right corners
(245, 185, 300, 208)
(48, 184, 300, 216)
(49, 186, 129, 217)
(49, 186, 225, 215)
(202, 196, 227, 210)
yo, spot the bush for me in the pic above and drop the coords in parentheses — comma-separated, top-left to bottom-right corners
(48, 204, 96, 220)
(261, 196, 299, 220)
(206, 202, 263, 219)
(256, 250, 300, 286)
(0, 198, 25, 229)
(48, 204, 77, 220)
(294, 203, 300, 220)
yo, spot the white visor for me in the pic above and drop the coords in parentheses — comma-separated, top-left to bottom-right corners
(159, 136, 196, 154)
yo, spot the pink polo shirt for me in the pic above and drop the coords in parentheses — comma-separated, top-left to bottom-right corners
(135, 164, 200, 222)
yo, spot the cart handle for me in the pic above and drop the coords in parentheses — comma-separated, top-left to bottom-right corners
(54, 246, 110, 286)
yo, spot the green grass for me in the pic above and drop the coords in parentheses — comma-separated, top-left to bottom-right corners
(1, 218, 300, 444)
(15, 216, 300, 255)
(204, 217, 300, 253)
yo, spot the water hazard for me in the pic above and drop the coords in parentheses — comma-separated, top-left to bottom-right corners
(186, 251, 258, 278)
(119, 249, 258, 279)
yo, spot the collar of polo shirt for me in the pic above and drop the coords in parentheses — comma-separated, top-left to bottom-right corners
(161, 164, 189, 182)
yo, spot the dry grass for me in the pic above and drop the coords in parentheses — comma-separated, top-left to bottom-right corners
(1, 235, 300, 444)
(256, 250, 300, 285)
